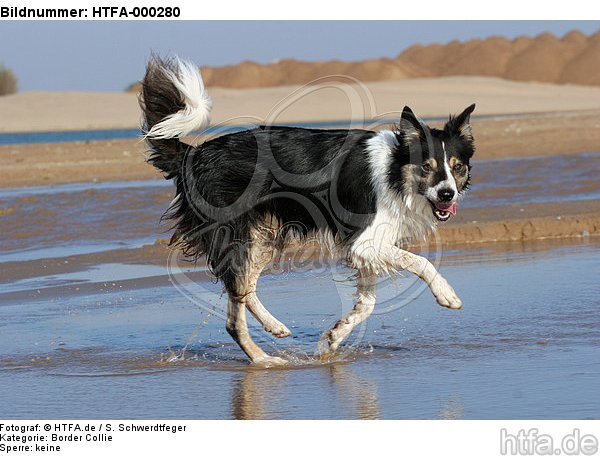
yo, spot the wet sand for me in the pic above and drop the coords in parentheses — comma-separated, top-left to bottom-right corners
(1, 152, 598, 260)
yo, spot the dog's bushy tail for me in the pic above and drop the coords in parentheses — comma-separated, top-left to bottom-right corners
(140, 55, 212, 179)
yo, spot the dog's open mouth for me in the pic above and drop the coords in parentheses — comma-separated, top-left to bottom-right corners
(430, 201, 458, 222)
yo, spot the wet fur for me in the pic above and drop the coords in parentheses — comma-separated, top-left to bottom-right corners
(140, 56, 476, 364)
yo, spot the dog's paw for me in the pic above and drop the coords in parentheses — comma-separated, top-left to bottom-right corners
(315, 331, 340, 359)
(253, 355, 289, 368)
(264, 321, 292, 338)
(432, 279, 463, 309)
(315, 339, 332, 359)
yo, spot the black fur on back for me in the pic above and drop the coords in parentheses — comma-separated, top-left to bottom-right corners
(163, 126, 378, 287)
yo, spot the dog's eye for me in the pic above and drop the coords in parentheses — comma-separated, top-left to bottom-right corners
(453, 163, 464, 172)
(422, 163, 432, 173)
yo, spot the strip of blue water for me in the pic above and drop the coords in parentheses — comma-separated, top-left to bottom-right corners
(0, 119, 402, 146)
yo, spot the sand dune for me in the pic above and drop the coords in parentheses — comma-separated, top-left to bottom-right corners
(199, 56, 428, 88)
(190, 30, 600, 89)
(2, 76, 600, 133)
(400, 30, 600, 86)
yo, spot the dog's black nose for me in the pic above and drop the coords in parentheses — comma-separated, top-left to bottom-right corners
(438, 189, 455, 202)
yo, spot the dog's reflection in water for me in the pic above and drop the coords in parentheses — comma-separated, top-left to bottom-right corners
(438, 396, 465, 420)
(231, 362, 380, 420)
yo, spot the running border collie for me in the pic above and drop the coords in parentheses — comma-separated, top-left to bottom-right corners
(140, 56, 476, 366)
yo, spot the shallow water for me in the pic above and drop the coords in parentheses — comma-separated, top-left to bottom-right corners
(470, 152, 600, 207)
(0, 239, 598, 419)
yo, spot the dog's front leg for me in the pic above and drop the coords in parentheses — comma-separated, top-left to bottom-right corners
(316, 269, 377, 357)
(389, 247, 462, 309)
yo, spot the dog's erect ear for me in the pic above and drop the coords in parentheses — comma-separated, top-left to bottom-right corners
(399, 105, 425, 144)
(446, 103, 476, 140)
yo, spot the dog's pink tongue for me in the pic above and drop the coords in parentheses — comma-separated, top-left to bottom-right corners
(436, 201, 458, 215)
(447, 201, 458, 215)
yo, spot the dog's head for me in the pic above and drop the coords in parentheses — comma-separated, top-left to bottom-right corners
(393, 104, 476, 222)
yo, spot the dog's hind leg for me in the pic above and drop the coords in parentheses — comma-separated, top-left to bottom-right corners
(245, 241, 292, 338)
(223, 244, 288, 366)
(247, 296, 292, 338)
(226, 296, 287, 366)
(316, 269, 377, 357)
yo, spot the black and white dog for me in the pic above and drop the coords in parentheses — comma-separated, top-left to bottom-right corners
(140, 56, 476, 365)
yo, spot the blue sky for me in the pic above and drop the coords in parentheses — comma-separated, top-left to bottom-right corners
(1, 21, 598, 92)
